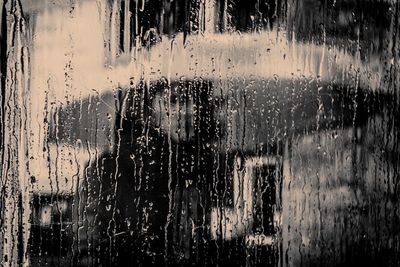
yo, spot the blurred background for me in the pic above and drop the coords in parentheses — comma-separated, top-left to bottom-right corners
(0, 0, 399, 266)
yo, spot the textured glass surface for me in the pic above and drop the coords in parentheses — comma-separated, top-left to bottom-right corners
(1, 0, 399, 266)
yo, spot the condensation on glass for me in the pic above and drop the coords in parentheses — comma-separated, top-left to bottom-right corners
(0, 0, 399, 266)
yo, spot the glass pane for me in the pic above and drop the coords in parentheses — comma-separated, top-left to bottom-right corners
(1, 0, 399, 266)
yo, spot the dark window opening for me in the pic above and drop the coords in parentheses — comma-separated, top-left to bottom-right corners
(253, 164, 277, 236)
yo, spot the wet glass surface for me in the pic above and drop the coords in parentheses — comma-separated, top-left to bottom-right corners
(1, 0, 400, 266)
